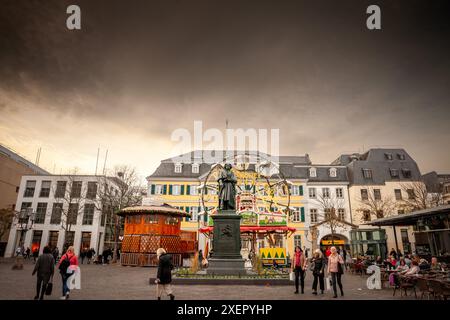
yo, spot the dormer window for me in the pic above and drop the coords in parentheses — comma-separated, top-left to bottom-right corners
(309, 167, 317, 178)
(192, 163, 199, 174)
(385, 153, 393, 160)
(329, 168, 337, 178)
(390, 168, 399, 178)
(362, 168, 373, 179)
(402, 169, 412, 178)
(397, 154, 406, 160)
(174, 163, 182, 173)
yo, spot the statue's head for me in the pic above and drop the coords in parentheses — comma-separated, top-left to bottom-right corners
(224, 163, 232, 170)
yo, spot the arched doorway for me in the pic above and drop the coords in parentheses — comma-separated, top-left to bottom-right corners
(319, 234, 349, 252)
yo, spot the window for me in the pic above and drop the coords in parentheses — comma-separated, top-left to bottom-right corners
(385, 153, 393, 160)
(48, 231, 59, 248)
(290, 185, 299, 196)
(445, 185, 450, 194)
(401, 229, 409, 243)
(126, 215, 141, 224)
(55, 181, 67, 198)
(397, 154, 406, 160)
(70, 181, 82, 198)
(373, 189, 381, 200)
(189, 185, 198, 195)
(154, 184, 164, 195)
(310, 209, 318, 223)
(86, 182, 97, 199)
(192, 163, 199, 174)
(402, 169, 412, 178)
(390, 169, 399, 178)
(50, 203, 63, 224)
(19, 202, 32, 223)
(292, 207, 301, 222)
(165, 216, 179, 225)
(324, 208, 332, 220)
(68, 203, 79, 225)
(361, 189, 368, 200)
(174, 163, 182, 173)
(190, 207, 199, 222)
(309, 167, 317, 177)
(144, 214, 158, 224)
(338, 208, 345, 221)
(82, 204, 95, 225)
(407, 189, 415, 200)
(32, 230, 43, 251)
(35, 203, 47, 224)
(362, 169, 373, 179)
(39, 181, 51, 197)
(294, 235, 302, 249)
(394, 189, 402, 200)
(171, 185, 181, 195)
(362, 210, 371, 222)
(376, 210, 384, 218)
(309, 188, 316, 198)
(322, 188, 330, 198)
(24, 180, 36, 197)
(64, 231, 75, 247)
(329, 168, 337, 177)
(336, 188, 343, 198)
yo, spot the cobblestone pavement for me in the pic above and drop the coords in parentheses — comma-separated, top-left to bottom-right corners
(0, 258, 414, 300)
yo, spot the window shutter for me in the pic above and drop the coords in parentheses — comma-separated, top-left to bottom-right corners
(163, 185, 167, 195)
(299, 185, 303, 196)
(186, 206, 190, 212)
(151, 185, 155, 195)
(181, 185, 185, 195)
(187, 185, 190, 195)
(301, 207, 305, 222)
(168, 185, 173, 195)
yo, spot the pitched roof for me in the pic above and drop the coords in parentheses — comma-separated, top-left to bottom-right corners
(0, 144, 49, 174)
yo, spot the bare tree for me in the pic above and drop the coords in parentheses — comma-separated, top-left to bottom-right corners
(356, 187, 396, 223)
(0, 208, 14, 241)
(312, 192, 350, 246)
(399, 181, 443, 212)
(97, 165, 143, 263)
(52, 172, 87, 251)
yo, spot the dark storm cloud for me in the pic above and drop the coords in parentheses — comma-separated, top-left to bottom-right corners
(0, 0, 449, 176)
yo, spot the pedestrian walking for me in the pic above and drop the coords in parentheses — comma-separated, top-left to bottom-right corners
(291, 246, 306, 294)
(57, 246, 79, 300)
(327, 246, 344, 298)
(86, 248, 94, 264)
(155, 248, 175, 300)
(32, 248, 39, 263)
(52, 247, 59, 264)
(25, 247, 31, 259)
(310, 249, 325, 295)
(32, 246, 55, 300)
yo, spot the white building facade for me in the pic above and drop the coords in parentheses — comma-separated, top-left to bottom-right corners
(304, 165, 354, 253)
(5, 175, 119, 257)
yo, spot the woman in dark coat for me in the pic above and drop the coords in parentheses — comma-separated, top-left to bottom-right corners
(155, 248, 174, 300)
(310, 249, 326, 295)
(32, 246, 55, 300)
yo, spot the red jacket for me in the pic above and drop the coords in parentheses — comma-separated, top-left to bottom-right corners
(58, 252, 79, 267)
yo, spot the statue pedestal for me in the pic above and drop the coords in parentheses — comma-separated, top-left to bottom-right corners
(207, 210, 246, 276)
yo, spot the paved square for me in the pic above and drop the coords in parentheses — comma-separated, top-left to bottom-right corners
(0, 258, 413, 300)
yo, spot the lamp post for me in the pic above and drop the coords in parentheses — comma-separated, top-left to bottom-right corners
(12, 208, 35, 270)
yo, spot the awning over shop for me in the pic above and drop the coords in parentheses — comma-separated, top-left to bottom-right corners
(363, 205, 450, 226)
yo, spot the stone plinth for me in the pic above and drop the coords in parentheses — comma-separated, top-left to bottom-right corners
(207, 210, 246, 276)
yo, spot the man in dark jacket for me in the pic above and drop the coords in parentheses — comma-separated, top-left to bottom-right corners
(32, 246, 55, 300)
(155, 248, 174, 300)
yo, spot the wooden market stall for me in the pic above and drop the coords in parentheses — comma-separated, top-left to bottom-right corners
(118, 204, 197, 267)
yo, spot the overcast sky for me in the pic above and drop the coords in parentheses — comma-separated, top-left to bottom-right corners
(1, 0, 449, 179)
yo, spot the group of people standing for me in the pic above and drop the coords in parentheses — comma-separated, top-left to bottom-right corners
(291, 246, 345, 298)
(31, 246, 79, 300)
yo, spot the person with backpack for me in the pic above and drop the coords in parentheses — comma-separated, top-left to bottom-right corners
(155, 248, 175, 300)
(57, 246, 78, 300)
(32, 246, 55, 300)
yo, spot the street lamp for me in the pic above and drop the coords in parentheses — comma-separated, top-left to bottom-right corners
(12, 207, 35, 270)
